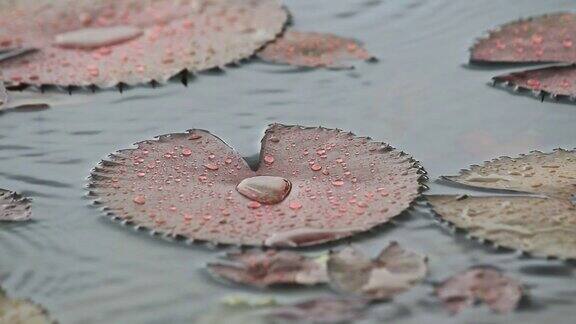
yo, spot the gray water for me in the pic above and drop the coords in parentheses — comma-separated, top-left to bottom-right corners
(0, 0, 575, 323)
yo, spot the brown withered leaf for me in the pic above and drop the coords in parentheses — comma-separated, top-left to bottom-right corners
(430, 149, 576, 259)
(327, 242, 428, 300)
(207, 250, 328, 288)
(435, 266, 523, 314)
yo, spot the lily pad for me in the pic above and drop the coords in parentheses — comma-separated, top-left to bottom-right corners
(443, 149, 576, 200)
(258, 31, 373, 69)
(207, 250, 328, 288)
(88, 124, 424, 247)
(470, 13, 576, 99)
(327, 242, 427, 300)
(471, 13, 576, 64)
(435, 266, 523, 314)
(0, 0, 288, 88)
(429, 149, 576, 259)
(493, 64, 576, 98)
(0, 287, 55, 323)
(0, 189, 32, 221)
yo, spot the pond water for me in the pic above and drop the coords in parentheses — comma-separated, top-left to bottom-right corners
(0, 0, 575, 323)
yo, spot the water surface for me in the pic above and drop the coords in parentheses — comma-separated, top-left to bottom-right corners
(0, 0, 575, 323)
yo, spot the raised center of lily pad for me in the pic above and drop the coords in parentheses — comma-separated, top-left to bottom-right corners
(236, 176, 292, 205)
(54, 25, 143, 49)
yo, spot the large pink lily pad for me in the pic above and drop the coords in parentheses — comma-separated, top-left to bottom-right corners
(0, 189, 31, 221)
(0, 0, 287, 88)
(258, 31, 373, 69)
(470, 12, 576, 100)
(88, 124, 424, 247)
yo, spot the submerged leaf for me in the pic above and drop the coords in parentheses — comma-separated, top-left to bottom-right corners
(471, 13, 576, 64)
(207, 250, 328, 288)
(0, 0, 287, 88)
(430, 149, 576, 259)
(258, 31, 373, 68)
(266, 297, 368, 324)
(0, 189, 31, 221)
(89, 124, 424, 247)
(0, 287, 55, 323)
(327, 242, 427, 300)
(435, 267, 523, 314)
(198, 296, 367, 324)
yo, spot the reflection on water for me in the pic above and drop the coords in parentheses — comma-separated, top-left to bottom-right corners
(0, 0, 575, 323)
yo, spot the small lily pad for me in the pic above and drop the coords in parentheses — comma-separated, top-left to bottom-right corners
(327, 242, 428, 300)
(0, 0, 288, 88)
(469, 12, 576, 101)
(429, 149, 576, 259)
(493, 65, 576, 98)
(0, 189, 31, 222)
(443, 149, 576, 201)
(471, 13, 576, 64)
(207, 250, 328, 288)
(435, 266, 523, 314)
(0, 287, 55, 323)
(258, 31, 374, 69)
(89, 124, 424, 247)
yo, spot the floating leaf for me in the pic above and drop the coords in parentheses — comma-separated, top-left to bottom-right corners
(266, 297, 368, 324)
(88, 124, 424, 247)
(0, 287, 55, 323)
(471, 13, 576, 64)
(0, 0, 288, 87)
(0, 189, 31, 221)
(469, 13, 576, 100)
(258, 31, 373, 69)
(435, 266, 523, 314)
(327, 242, 427, 300)
(429, 149, 576, 259)
(429, 195, 576, 258)
(207, 250, 328, 288)
(443, 149, 576, 200)
(493, 64, 576, 98)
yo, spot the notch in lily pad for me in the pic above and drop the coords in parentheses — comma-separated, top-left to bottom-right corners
(88, 124, 425, 247)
